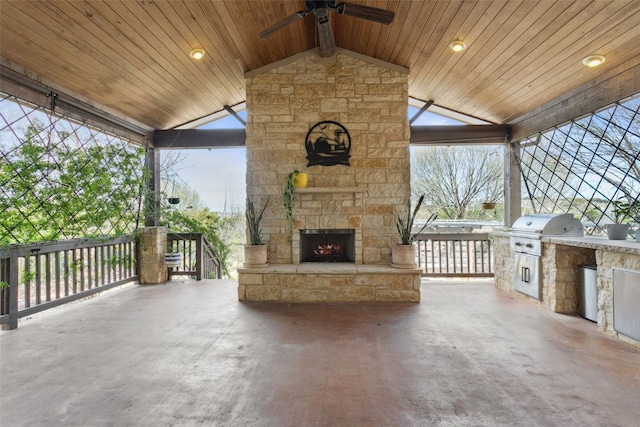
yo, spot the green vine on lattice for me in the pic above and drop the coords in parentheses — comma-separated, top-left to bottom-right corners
(0, 120, 145, 246)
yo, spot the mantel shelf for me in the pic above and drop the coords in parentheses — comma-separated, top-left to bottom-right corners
(294, 186, 366, 194)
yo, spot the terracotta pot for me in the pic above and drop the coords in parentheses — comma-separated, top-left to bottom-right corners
(391, 243, 417, 269)
(606, 223, 629, 240)
(244, 244, 268, 268)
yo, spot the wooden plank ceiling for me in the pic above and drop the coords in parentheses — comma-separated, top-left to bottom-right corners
(1, 0, 639, 130)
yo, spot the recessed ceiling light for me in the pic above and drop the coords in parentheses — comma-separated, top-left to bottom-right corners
(582, 54, 606, 67)
(449, 40, 467, 52)
(189, 49, 205, 60)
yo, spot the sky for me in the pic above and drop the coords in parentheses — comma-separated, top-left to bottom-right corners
(172, 107, 461, 213)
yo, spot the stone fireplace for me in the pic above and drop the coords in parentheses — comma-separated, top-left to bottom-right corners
(237, 49, 421, 302)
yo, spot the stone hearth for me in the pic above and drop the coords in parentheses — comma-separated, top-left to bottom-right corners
(238, 49, 421, 302)
(238, 264, 420, 302)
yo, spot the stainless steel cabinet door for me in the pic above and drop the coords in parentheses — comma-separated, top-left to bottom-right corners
(613, 268, 640, 340)
(514, 253, 541, 300)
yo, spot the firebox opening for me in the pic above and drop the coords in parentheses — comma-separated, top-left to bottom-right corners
(300, 229, 356, 263)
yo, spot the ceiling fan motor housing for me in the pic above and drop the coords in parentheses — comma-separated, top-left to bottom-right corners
(305, 1, 338, 11)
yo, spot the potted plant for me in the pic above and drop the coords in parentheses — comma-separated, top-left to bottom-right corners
(283, 170, 308, 236)
(609, 198, 640, 241)
(391, 195, 437, 268)
(244, 196, 269, 267)
(164, 239, 181, 281)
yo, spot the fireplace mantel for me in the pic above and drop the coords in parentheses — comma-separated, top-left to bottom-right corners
(294, 187, 366, 194)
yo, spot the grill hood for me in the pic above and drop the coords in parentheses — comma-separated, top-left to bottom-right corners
(511, 213, 584, 237)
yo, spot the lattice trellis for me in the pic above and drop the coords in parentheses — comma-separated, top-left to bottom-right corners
(0, 93, 146, 245)
(515, 94, 640, 235)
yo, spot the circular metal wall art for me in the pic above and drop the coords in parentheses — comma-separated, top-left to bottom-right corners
(305, 121, 351, 167)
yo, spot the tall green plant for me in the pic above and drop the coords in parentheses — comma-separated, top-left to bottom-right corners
(396, 195, 437, 244)
(246, 196, 269, 245)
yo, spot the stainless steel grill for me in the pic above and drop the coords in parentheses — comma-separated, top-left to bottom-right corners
(510, 213, 584, 300)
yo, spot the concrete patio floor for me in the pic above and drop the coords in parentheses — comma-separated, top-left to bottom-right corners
(1, 278, 639, 426)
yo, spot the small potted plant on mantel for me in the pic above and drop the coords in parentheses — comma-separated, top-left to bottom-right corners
(392, 195, 437, 268)
(244, 196, 270, 267)
(609, 198, 640, 241)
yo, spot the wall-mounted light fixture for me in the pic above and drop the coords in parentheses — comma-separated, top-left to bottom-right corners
(189, 48, 205, 60)
(582, 54, 606, 67)
(449, 40, 467, 52)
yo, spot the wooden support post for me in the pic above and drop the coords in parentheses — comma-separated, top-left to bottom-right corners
(144, 146, 161, 227)
(504, 143, 521, 226)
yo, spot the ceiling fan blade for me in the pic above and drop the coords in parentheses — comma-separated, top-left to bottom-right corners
(259, 10, 309, 39)
(316, 16, 336, 57)
(335, 3, 395, 25)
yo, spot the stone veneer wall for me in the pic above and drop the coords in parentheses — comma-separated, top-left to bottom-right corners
(493, 234, 513, 293)
(245, 51, 410, 265)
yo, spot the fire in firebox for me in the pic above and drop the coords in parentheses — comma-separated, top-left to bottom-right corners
(300, 229, 355, 263)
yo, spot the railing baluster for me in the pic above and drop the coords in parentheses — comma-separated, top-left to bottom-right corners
(100, 245, 106, 285)
(35, 253, 42, 305)
(55, 251, 61, 299)
(24, 256, 31, 308)
(95, 245, 101, 286)
(72, 249, 78, 294)
(79, 248, 85, 292)
(64, 250, 70, 296)
(45, 253, 51, 302)
(87, 247, 93, 290)
(465, 240, 470, 274)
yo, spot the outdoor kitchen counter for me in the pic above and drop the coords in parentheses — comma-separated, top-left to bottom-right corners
(543, 235, 640, 255)
(493, 232, 640, 347)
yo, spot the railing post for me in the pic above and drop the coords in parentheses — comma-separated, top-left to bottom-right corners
(4, 249, 19, 330)
(138, 226, 169, 284)
(195, 234, 203, 281)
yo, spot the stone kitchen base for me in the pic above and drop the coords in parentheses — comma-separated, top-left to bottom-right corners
(237, 264, 421, 302)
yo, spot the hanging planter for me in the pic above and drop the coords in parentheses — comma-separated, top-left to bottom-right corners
(167, 179, 180, 205)
(482, 202, 496, 210)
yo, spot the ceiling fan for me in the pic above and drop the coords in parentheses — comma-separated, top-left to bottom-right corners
(258, 0, 395, 57)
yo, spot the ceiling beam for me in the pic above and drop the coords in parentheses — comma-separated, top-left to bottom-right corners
(409, 100, 435, 124)
(223, 105, 246, 126)
(153, 129, 246, 149)
(410, 125, 510, 145)
(154, 125, 511, 149)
